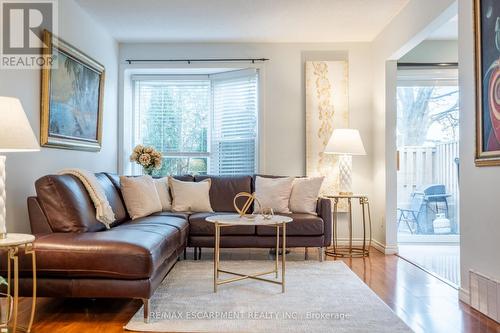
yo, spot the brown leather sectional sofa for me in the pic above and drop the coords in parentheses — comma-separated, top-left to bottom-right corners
(15, 173, 331, 322)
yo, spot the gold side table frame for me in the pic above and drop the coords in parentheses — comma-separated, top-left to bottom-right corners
(0, 234, 36, 333)
(325, 195, 372, 258)
(207, 215, 292, 293)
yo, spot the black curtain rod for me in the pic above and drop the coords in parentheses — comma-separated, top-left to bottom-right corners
(397, 62, 458, 68)
(125, 58, 269, 64)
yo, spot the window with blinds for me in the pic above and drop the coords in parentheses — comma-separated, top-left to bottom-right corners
(132, 70, 258, 176)
(211, 71, 258, 175)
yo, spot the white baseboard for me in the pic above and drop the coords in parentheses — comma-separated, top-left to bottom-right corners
(459, 287, 470, 305)
(331, 238, 399, 255)
(371, 239, 399, 255)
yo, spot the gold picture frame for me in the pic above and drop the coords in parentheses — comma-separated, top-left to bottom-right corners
(474, 0, 500, 166)
(41, 30, 104, 151)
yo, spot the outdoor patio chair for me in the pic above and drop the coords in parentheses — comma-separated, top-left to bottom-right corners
(397, 191, 425, 234)
(398, 184, 451, 234)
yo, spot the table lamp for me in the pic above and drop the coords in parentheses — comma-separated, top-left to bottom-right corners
(324, 128, 366, 195)
(0, 97, 40, 239)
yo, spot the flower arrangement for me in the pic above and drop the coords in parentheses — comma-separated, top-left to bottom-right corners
(130, 145, 163, 176)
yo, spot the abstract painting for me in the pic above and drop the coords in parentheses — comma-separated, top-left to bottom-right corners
(41, 30, 104, 151)
(475, 0, 500, 165)
(305, 61, 349, 197)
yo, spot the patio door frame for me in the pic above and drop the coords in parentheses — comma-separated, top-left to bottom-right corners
(395, 63, 460, 244)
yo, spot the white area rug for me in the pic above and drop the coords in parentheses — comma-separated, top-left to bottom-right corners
(125, 260, 412, 332)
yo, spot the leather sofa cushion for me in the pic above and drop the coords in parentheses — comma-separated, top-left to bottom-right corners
(256, 214, 324, 236)
(25, 215, 188, 279)
(152, 211, 190, 220)
(189, 212, 255, 236)
(195, 175, 252, 212)
(35, 175, 107, 232)
(95, 173, 129, 226)
(151, 212, 190, 242)
(35, 173, 130, 232)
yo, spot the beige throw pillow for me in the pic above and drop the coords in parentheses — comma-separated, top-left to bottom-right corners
(169, 177, 213, 213)
(254, 176, 294, 213)
(289, 177, 324, 215)
(153, 177, 171, 211)
(120, 175, 162, 219)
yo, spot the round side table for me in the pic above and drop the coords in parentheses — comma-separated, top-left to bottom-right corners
(0, 233, 36, 333)
(325, 195, 372, 258)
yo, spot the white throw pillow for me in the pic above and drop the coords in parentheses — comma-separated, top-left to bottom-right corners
(289, 177, 324, 215)
(254, 176, 294, 213)
(120, 175, 162, 220)
(153, 177, 171, 211)
(169, 177, 214, 213)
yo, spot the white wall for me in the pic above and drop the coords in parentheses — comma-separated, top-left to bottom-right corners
(0, 0, 119, 233)
(370, 0, 457, 253)
(119, 42, 374, 240)
(458, 0, 500, 301)
(399, 40, 458, 63)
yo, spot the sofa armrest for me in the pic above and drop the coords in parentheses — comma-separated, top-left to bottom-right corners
(316, 197, 332, 247)
(27, 197, 53, 234)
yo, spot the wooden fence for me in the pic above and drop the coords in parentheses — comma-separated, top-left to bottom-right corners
(397, 141, 459, 204)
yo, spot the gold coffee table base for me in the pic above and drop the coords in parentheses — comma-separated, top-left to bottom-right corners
(211, 218, 290, 293)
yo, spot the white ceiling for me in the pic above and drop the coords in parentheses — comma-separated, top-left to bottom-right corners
(427, 16, 458, 40)
(75, 0, 409, 43)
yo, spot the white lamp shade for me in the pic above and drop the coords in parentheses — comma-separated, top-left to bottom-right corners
(324, 128, 366, 155)
(0, 97, 39, 152)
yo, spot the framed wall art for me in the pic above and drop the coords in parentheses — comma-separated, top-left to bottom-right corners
(474, 0, 500, 166)
(305, 60, 349, 196)
(41, 30, 105, 151)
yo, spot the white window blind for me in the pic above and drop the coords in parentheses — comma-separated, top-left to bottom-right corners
(211, 71, 258, 175)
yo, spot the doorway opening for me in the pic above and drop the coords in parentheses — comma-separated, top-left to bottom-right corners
(395, 17, 460, 287)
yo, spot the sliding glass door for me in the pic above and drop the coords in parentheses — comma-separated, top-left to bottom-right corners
(396, 66, 460, 286)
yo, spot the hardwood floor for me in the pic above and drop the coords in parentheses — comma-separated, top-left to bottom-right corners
(16, 248, 500, 333)
(398, 244, 460, 286)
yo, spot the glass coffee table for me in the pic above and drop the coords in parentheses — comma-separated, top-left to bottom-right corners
(205, 214, 293, 293)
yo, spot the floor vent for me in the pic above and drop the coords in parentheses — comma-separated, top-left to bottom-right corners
(469, 270, 500, 322)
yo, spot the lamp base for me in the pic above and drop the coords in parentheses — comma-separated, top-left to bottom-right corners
(338, 154, 353, 194)
(0, 233, 6, 240)
(338, 191, 354, 196)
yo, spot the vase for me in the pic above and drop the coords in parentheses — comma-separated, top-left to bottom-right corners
(143, 167, 155, 176)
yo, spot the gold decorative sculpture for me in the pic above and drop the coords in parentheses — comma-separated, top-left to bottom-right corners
(233, 192, 261, 217)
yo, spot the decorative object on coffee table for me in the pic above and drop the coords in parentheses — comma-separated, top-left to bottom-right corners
(206, 214, 292, 293)
(261, 207, 274, 220)
(325, 194, 372, 258)
(324, 129, 366, 195)
(0, 97, 40, 239)
(233, 192, 263, 217)
(0, 233, 37, 333)
(130, 145, 163, 175)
